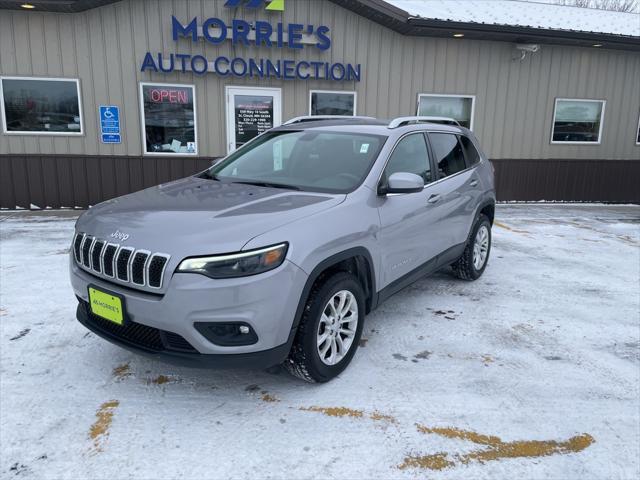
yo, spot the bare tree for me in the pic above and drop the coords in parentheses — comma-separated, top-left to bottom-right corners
(554, 0, 639, 12)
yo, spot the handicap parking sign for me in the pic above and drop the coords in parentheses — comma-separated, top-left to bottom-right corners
(99, 106, 121, 144)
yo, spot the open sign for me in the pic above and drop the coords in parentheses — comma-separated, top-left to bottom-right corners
(149, 88, 189, 104)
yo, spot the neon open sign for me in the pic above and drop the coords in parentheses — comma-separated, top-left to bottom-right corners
(149, 88, 190, 104)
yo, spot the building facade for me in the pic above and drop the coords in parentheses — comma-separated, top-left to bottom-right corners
(0, 0, 639, 209)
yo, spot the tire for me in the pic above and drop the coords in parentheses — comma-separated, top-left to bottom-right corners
(284, 272, 365, 383)
(451, 214, 492, 281)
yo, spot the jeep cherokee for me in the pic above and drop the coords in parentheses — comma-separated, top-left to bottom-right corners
(69, 116, 495, 382)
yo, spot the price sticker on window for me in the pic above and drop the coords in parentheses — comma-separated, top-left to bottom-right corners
(360, 143, 370, 154)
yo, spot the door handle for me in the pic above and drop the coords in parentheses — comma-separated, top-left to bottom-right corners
(469, 179, 478, 187)
(427, 194, 441, 204)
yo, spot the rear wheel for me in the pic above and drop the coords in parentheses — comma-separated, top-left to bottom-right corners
(451, 214, 492, 280)
(284, 272, 365, 383)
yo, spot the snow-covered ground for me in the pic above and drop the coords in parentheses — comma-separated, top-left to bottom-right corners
(1, 205, 639, 479)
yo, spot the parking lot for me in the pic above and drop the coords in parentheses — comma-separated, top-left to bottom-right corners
(1, 204, 638, 479)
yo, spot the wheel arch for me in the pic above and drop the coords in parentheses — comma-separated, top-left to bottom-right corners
(291, 247, 376, 333)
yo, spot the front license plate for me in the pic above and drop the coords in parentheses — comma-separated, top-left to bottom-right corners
(88, 286, 125, 325)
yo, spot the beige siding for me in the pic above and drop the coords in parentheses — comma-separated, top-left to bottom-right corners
(1, 0, 639, 159)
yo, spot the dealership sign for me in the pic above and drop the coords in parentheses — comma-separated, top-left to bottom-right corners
(140, 11, 361, 82)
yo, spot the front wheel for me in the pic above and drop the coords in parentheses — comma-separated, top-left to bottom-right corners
(451, 214, 492, 280)
(284, 272, 365, 383)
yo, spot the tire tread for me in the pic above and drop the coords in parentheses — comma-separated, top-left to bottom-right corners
(284, 272, 361, 383)
(451, 214, 491, 281)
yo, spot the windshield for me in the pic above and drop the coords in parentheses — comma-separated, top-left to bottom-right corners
(207, 130, 387, 193)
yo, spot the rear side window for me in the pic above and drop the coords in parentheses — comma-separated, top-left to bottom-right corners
(429, 133, 467, 179)
(384, 133, 432, 184)
(459, 135, 481, 167)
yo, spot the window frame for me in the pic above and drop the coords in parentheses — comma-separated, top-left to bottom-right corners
(550, 98, 606, 146)
(308, 89, 357, 117)
(0, 76, 84, 136)
(416, 93, 476, 131)
(139, 81, 198, 156)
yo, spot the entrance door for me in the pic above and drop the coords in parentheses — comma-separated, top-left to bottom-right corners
(226, 86, 282, 154)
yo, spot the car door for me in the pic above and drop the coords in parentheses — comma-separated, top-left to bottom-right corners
(376, 132, 443, 289)
(426, 132, 481, 249)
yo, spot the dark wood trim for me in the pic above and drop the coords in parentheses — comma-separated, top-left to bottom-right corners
(0, 155, 211, 209)
(1, 155, 638, 209)
(491, 158, 640, 203)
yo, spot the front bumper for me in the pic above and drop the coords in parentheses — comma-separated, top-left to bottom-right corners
(70, 255, 308, 367)
(76, 301, 295, 368)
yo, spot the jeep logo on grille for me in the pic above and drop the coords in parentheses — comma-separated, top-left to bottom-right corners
(110, 230, 130, 242)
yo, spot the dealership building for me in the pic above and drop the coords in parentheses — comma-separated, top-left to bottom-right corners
(0, 0, 638, 208)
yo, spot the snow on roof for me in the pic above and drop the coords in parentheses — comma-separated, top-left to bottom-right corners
(383, 0, 640, 37)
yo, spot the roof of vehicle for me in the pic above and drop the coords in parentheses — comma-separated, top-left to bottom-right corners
(273, 118, 466, 135)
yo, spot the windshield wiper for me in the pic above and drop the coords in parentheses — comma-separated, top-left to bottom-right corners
(231, 180, 301, 191)
(199, 171, 220, 181)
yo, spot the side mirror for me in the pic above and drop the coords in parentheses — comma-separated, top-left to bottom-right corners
(379, 172, 424, 195)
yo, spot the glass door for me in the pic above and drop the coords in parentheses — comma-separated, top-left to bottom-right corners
(225, 86, 282, 153)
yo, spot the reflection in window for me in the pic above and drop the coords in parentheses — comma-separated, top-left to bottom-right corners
(310, 91, 356, 116)
(1, 77, 82, 134)
(417, 94, 474, 129)
(384, 134, 432, 184)
(140, 83, 197, 154)
(459, 135, 481, 167)
(552, 99, 604, 143)
(429, 133, 467, 178)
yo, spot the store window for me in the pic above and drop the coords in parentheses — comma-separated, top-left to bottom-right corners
(417, 94, 474, 129)
(429, 133, 467, 179)
(309, 90, 356, 116)
(140, 82, 197, 155)
(1, 77, 83, 135)
(552, 99, 605, 144)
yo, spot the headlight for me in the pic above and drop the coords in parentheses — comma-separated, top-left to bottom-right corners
(177, 243, 288, 279)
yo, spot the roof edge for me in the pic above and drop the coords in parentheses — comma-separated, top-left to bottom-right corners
(331, 0, 640, 51)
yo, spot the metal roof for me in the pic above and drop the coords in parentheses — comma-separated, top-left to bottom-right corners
(332, 0, 640, 50)
(384, 0, 640, 37)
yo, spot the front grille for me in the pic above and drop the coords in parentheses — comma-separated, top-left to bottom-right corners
(164, 331, 198, 352)
(91, 240, 105, 273)
(103, 244, 118, 277)
(116, 248, 134, 281)
(73, 232, 170, 290)
(148, 255, 169, 288)
(81, 301, 197, 353)
(131, 251, 150, 285)
(73, 233, 84, 263)
(82, 236, 93, 268)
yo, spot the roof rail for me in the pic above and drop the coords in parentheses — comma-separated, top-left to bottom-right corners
(283, 115, 376, 125)
(388, 116, 460, 128)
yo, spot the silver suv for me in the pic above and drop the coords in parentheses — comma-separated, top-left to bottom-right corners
(70, 116, 495, 382)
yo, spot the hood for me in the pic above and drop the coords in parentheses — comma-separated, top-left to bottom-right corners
(76, 176, 345, 257)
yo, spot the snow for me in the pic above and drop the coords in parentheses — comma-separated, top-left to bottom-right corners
(384, 0, 640, 37)
(1, 204, 639, 479)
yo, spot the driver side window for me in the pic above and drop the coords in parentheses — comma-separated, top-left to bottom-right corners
(383, 133, 432, 184)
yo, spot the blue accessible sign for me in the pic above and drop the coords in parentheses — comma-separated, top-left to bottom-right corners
(99, 106, 121, 144)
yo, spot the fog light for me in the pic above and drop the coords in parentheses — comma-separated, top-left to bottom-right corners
(194, 322, 258, 346)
